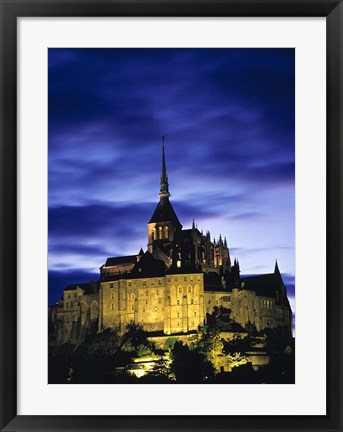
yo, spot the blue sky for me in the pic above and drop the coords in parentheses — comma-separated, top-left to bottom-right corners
(48, 48, 295, 313)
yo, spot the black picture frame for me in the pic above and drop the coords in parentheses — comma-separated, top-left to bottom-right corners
(0, 1, 342, 431)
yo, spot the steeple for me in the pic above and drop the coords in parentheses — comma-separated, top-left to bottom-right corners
(274, 259, 281, 276)
(159, 136, 170, 199)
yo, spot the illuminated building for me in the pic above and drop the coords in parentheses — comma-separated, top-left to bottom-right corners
(49, 141, 293, 345)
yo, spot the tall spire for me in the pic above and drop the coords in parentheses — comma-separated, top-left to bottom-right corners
(159, 136, 170, 199)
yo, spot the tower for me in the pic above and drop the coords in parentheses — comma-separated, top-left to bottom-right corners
(147, 138, 182, 261)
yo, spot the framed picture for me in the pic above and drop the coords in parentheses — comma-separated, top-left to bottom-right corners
(0, 0, 342, 431)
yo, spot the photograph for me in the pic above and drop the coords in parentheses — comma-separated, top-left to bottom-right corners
(47, 47, 295, 384)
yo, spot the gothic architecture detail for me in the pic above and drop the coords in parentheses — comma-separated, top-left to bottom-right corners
(49, 141, 293, 346)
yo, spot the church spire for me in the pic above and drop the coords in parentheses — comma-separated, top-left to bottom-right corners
(159, 136, 170, 199)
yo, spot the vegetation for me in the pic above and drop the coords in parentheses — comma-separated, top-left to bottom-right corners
(48, 312, 294, 384)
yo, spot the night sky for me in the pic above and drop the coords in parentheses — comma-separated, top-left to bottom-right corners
(48, 48, 295, 315)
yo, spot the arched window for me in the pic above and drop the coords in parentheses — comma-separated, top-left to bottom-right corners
(159, 226, 163, 239)
(90, 300, 99, 321)
(164, 226, 169, 239)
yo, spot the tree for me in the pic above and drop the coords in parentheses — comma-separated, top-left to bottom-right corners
(170, 341, 214, 383)
(245, 321, 258, 336)
(263, 326, 290, 354)
(122, 322, 156, 357)
(206, 306, 245, 331)
(222, 334, 253, 354)
(123, 322, 148, 347)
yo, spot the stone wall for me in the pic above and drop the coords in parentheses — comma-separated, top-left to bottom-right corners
(100, 272, 205, 335)
(204, 291, 231, 316)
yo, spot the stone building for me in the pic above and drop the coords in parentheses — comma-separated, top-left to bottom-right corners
(49, 143, 293, 345)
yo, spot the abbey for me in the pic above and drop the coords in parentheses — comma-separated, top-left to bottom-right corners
(49, 144, 293, 345)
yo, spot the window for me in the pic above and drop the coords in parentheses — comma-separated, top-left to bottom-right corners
(143, 281, 146, 286)
(110, 283, 113, 288)
(191, 299, 193, 305)
(128, 282, 132, 287)
(145, 290, 148, 296)
(159, 226, 163, 239)
(177, 322, 180, 327)
(177, 312, 179, 318)
(66, 302, 69, 308)
(146, 299, 148, 305)
(178, 287, 182, 294)
(188, 286, 192, 293)
(177, 300, 180, 305)
(132, 304, 134, 311)
(111, 304, 114, 311)
(158, 298, 161, 304)
(131, 293, 135, 299)
(158, 279, 162, 285)
(184, 276, 187, 281)
(143, 307, 145, 313)
(156, 290, 159, 295)
(164, 226, 169, 239)
(111, 293, 114, 300)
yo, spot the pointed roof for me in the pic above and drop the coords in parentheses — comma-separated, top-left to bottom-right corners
(103, 255, 137, 267)
(159, 137, 170, 198)
(240, 273, 283, 298)
(131, 251, 166, 277)
(148, 198, 182, 228)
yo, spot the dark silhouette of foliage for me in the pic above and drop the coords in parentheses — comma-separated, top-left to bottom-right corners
(206, 306, 245, 331)
(123, 322, 148, 347)
(245, 320, 258, 336)
(222, 334, 254, 355)
(263, 326, 290, 354)
(170, 341, 214, 383)
(48, 344, 73, 383)
(122, 322, 155, 356)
